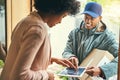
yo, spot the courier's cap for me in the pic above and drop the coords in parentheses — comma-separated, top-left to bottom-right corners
(82, 2, 102, 18)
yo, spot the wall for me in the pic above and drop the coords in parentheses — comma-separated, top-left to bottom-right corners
(6, 0, 31, 49)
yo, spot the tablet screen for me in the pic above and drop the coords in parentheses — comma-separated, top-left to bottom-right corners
(57, 67, 86, 77)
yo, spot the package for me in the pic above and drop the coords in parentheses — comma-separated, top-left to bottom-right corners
(79, 49, 114, 80)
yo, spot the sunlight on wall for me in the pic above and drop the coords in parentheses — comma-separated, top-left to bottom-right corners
(102, 1, 120, 42)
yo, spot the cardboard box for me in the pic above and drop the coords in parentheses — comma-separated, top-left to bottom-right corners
(79, 49, 114, 80)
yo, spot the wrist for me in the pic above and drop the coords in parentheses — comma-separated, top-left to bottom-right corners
(99, 67, 105, 79)
(51, 57, 60, 64)
(51, 57, 56, 64)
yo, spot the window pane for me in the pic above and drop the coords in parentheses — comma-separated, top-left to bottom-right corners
(0, 0, 5, 44)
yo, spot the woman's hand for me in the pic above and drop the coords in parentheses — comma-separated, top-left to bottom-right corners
(51, 57, 77, 70)
(47, 71, 54, 80)
(68, 57, 79, 70)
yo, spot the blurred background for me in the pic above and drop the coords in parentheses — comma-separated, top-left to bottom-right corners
(0, 0, 119, 58)
(0, 0, 5, 44)
(50, 0, 120, 58)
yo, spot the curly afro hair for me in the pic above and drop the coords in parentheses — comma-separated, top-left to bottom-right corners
(34, 0, 80, 15)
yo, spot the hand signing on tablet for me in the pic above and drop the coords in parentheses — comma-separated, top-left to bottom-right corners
(51, 57, 77, 69)
(68, 57, 79, 71)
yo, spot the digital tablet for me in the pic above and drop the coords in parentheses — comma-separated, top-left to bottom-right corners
(57, 67, 86, 77)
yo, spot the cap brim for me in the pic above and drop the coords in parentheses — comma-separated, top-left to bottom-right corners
(82, 11, 99, 18)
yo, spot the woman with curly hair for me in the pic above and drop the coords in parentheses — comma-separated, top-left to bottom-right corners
(0, 0, 80, 80)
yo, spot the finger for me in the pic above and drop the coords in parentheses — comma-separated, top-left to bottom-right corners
(72, 59, 78, 69)
(68, 57, 75, 63)
(68, 57, 79, 70)
(86, 66, 94, 70)
(64, 60, 76, 69)
(73, 58, 78, 68)
(48, 72, 55, 80)
(85, 69, 94, 76)
(72, 59, 78, 71)
(68, 59, 72, 63)
(70, 58, 78, 70)
(57, 60, 70, 67)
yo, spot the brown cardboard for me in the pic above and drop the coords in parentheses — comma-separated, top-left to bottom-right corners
(79, 49, 114, 80)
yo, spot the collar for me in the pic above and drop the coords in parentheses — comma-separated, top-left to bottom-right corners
(79, 21, 106, 35)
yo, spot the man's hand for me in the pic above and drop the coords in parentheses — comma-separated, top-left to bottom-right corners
(85, 66, 102, 76)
